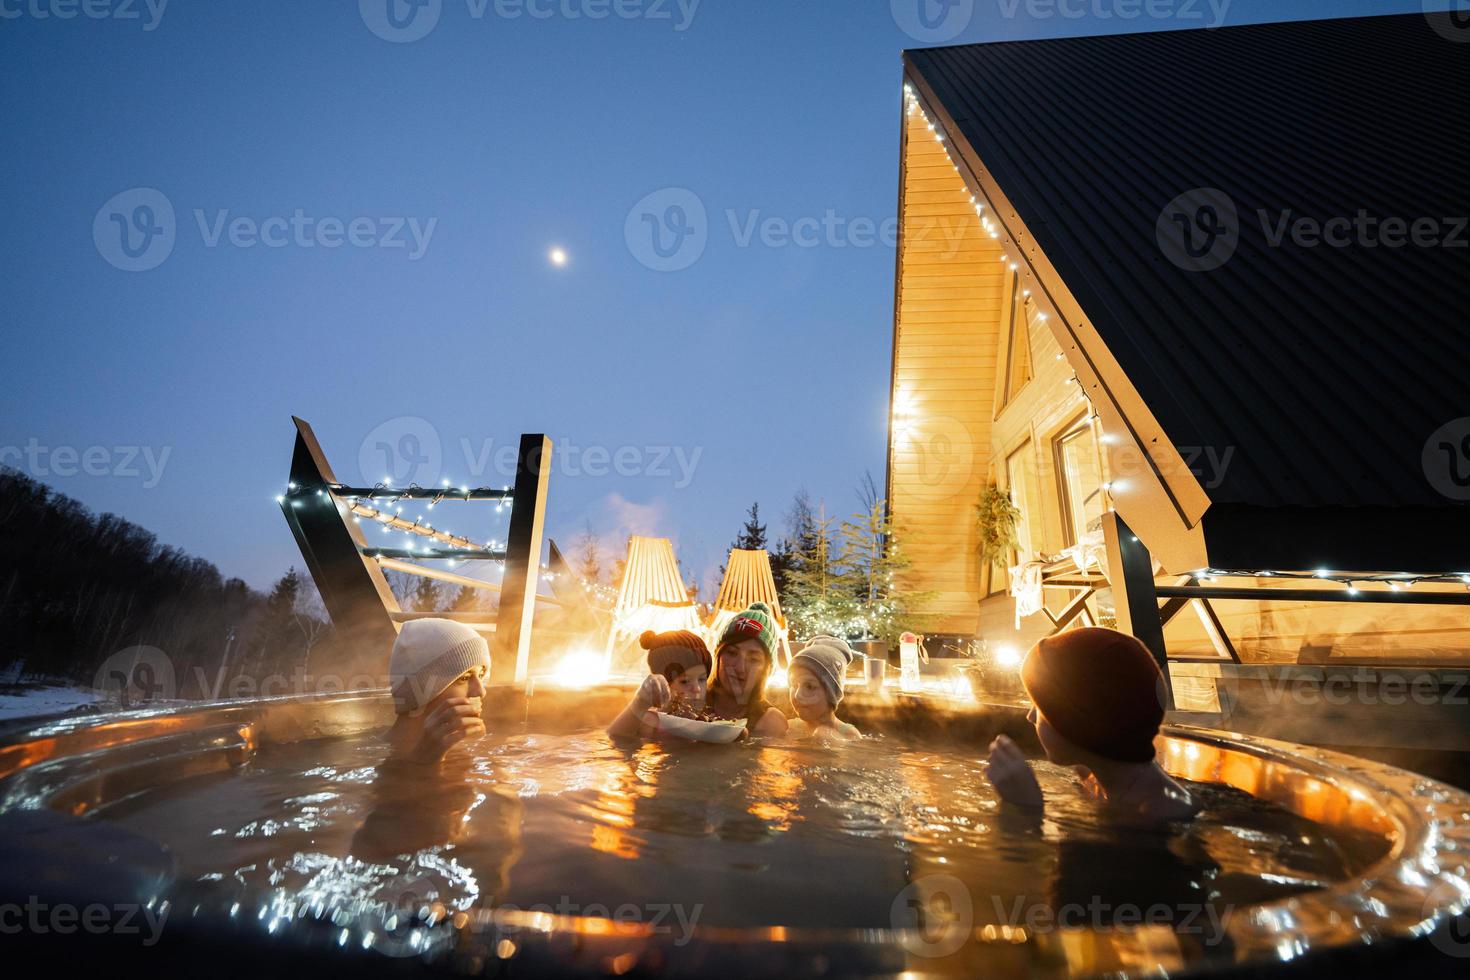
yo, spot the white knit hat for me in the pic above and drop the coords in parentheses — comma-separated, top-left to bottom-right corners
(389, 618, 491, 715)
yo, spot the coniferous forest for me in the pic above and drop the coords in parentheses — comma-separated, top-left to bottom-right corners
(0, 467, 334, 699)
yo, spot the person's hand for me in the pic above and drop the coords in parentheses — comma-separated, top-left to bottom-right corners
(634, 674, 672, 712)
(414, 697, 486, 762)
(985, 734, 1044, 808)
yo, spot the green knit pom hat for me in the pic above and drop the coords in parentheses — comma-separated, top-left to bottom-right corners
(719, 601, 778, 659)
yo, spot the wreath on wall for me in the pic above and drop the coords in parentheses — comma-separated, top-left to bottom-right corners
(975, 484, 1021, 568)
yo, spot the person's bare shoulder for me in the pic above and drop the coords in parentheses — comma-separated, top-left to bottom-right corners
(756, 706, 789, 736)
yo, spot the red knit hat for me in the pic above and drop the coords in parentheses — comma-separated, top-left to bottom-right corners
(1020, 627, 1166, 763)
(640, 630, 712, 679)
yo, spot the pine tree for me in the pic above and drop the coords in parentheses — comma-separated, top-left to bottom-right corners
(735, 502, 768, 551)
(841, 495, 930, 647)
(409, 575, 443, 612)
(575, 520, 603, 584)
(447, 584, 480, 612)
(783, 500, 860, 639)
(773, 488, 819, 605)
(719, 502, 768, 578)
(249, 567, 305, 678)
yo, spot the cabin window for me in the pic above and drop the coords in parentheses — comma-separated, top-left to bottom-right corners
(1054, 415, 1105, 547)
(999, 270, 1033, 406)
(1005, 442, 1035, 564)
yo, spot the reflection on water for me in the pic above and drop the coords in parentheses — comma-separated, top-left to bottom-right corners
(98, 729, 1385, 935)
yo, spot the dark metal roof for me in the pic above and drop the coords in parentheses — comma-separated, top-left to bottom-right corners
(907, 14, 1470, 569)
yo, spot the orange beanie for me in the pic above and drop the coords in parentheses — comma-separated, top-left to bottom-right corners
(1020, 627, 1165, 763)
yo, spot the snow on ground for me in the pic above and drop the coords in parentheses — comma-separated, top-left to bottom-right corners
(0, 685, 101, 721)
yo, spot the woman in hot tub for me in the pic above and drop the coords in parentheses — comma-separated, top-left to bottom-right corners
(705, 602, 788, 737)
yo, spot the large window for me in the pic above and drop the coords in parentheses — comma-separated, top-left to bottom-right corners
(1005, 443, 1035, 564)
(1054, 416, 1105, 547)
(997, 270, 1033, 409)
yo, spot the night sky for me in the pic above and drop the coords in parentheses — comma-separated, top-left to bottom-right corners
(1, 0, 1411, 595)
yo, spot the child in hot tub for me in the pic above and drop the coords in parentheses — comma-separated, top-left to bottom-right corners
(607, 629, 714, 738)
(786, 636, 862, 741)
(985, 627, 1199, 824)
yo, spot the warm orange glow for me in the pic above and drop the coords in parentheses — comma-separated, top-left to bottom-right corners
(547, 648, 607, 688)
(993, 644, 1022, 669)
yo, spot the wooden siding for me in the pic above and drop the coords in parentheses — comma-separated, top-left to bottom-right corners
(887, 107, 1003, 633)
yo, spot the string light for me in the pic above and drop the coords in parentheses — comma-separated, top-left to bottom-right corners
(1181, 568, 1470, 592)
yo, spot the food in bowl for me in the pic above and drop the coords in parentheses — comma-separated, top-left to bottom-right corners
(653, 702, 748, 743)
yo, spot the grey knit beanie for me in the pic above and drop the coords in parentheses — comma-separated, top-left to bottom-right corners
(389, 618, 491, 715)
(792, 635, 856, 708)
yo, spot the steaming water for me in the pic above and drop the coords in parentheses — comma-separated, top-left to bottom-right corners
(100, 729, 1385, 937)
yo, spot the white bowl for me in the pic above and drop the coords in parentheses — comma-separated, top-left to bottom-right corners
(654, 711, 748, 743)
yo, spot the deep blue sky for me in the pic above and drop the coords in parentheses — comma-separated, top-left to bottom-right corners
(0, 0, 1413, 595)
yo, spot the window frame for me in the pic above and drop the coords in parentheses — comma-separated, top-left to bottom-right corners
(1052, 412, 1105, 549)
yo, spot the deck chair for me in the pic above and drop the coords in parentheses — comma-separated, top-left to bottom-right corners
(602, 536, 702, 681)
(709, 548, 792, 668)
